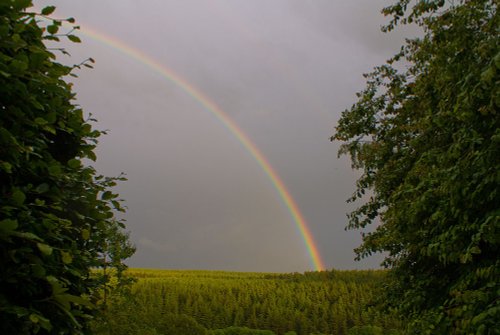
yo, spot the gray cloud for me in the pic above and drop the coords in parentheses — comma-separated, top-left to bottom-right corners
(34, 0, 412, 272)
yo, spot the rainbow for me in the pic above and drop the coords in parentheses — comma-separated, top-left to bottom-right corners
(67, 24, 326, 271)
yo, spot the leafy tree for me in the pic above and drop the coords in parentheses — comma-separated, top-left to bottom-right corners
(0, 1, 134, 333)
(332, 0, 499, 333)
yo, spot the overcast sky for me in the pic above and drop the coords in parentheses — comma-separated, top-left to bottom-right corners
(35, 0, 417, 272)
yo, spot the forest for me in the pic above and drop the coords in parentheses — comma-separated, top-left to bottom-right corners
(91, 269, 401, 335)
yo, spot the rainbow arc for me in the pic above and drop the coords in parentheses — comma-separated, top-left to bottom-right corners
(72, 25, 326, 271)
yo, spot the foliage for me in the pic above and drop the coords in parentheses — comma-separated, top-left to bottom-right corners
(158, 314, 208, 335)
(332, 0, 499, 333)
(209, 326, 276, 335)
(94, 269, 400, 335)
(348, 326, 383, 335)
(0, 1, 134, 333)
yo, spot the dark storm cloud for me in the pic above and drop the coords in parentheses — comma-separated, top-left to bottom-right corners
(34, 0, 413, 271)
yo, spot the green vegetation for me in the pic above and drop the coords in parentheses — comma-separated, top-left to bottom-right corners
(3, 0, 498, 334)
(93, 269, 401, 335)
(332, 0, 499, 333)
(0, 1, 134, 333)
(209, 326, 276, 335)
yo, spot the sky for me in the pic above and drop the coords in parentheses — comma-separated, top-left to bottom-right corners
(34, 0, 417, 273)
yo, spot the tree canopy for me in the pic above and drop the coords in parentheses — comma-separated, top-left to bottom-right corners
(0, 1, 134, 333)
(332, 0, 499, 333)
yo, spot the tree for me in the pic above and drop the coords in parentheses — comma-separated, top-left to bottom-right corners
(332, 0, 499, 333)
(0, 1, 134, 333)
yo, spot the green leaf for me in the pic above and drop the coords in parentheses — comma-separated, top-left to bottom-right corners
(37, 243, 53, 256)
(101, 191, 113, 200)
(67, 158, 81, 169)
(0, 161, 12, 173)
(12, 231, 42, 242)
(48, 164, 62, 176)
(44, 35, 60, 42)
(61, 251, 73, 264)
(82, 229, 90, 240)
(86, 150, 97, 162)
(35, 183, 50, 194)
(29, 313, 39, 323)
(0, 70, 11, 78)
(112, 200, 125, 212)
(469, 246, 481, 254)
(12, 189, 26, 205)
(63, 294, 93, 307)
(41, 6, 56, 15)
(480, 66, 495, 84)
(0, 219, 18, 234)
(30, 98, 44, 111)
(81, 123, 92, 133)
(67, 34, 81, 43)
(35, 117, 48, 126)
(47, 24, 59, 35)
(37, 314, 52, 331)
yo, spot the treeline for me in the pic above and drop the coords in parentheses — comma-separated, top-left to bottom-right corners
(93, 269, 401, 335)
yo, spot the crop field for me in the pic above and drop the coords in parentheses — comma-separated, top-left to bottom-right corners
(94, 268, 400, 335)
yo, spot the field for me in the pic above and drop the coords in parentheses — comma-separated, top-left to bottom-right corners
(93, 268, 401, 335)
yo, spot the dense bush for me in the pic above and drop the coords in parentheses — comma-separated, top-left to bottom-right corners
(0, 2, 134, 333)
